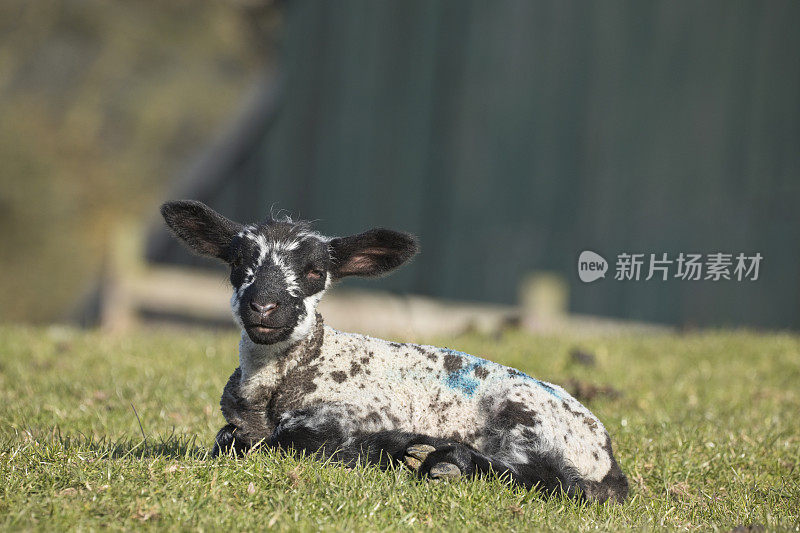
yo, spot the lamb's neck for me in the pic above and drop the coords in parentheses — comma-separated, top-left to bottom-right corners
(238, 336, 290, 381)
(237, 313, 325, 390)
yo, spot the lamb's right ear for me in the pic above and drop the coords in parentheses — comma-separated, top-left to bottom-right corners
(160, 200, 243, 261)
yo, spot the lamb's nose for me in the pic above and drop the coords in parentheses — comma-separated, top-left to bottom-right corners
(250, 301, 278, 316)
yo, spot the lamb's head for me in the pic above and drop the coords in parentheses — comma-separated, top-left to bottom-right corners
(161, 200, 418, 345)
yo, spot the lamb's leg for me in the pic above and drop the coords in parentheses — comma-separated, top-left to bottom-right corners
(263, 406, 569, 492)
(410, 440, 574, 487)
(211, 423, 254, 457)
(403, 439, 507, 479)
(263, 405, 472, 472)
(400, 437, 595, 500)
(266, 412, 518, 485)
(257, 405, 621, 501)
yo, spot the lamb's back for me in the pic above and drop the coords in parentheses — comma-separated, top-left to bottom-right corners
(304, 328, 599, 447)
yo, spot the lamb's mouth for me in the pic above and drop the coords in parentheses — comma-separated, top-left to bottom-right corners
(248, 325, 287, 334)
(244, 324, 292, 344)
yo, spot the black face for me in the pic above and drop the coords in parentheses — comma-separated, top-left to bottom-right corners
(228, 223, 331, 345)
(160, 200, 420, 345)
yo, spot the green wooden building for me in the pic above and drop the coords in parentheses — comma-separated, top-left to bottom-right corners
(147, 0, 800, 329)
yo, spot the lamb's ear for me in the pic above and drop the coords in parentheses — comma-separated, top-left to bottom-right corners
(329, 228, 419, 279)
(160, 200, 243, 261)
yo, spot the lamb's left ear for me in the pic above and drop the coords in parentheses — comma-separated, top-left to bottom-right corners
(329, 228, 419, 279)
(160, 200, 243, 261)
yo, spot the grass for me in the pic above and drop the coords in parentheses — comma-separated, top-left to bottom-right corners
(0, 324, 798, 531)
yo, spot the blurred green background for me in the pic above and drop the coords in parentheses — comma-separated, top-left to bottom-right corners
(0, 0, 273, 322)
(2, 1, 800, 329)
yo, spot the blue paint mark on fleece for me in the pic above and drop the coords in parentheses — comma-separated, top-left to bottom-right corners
(444, 367, 480, 397)
(439, 348, 563, 400)
(440, 348, 485, 397)
(511, 370, 563, 399)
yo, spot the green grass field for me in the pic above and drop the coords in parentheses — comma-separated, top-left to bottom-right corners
(1, 324, 798, 531)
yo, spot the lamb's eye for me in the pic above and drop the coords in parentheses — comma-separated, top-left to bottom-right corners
(307, 269, 323, 280)
(231, 254, 242, 268)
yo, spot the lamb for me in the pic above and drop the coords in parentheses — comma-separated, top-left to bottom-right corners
(160, 200, 629, 503)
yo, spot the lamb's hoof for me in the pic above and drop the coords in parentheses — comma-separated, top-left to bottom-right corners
(429, 462, 461, 481)
(404, 444, 435, 472)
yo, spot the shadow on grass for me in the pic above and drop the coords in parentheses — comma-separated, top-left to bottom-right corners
(4, 427, 211, 460)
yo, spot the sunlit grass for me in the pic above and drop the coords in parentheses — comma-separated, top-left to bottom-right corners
(0, 325, 798, 531)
